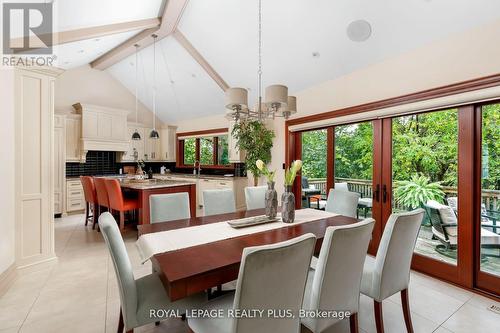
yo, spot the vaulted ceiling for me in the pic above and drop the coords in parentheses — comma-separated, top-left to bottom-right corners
(51, 0, 500, 123)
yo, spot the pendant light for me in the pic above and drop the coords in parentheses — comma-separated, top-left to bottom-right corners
(149, 34, 160, 139)
(131, 44, 141, 140)
(224, 0, 297, 122)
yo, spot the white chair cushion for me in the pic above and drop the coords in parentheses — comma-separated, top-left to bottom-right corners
(481, 228, 500, 245)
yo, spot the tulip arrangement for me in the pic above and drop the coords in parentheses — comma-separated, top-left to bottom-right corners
(284, 160, 303, 186)
(256, 159, 276, 183)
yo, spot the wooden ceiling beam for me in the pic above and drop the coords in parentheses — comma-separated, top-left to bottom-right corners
(173, 30, 229, 91)
(90, 0, 189, 70)
(9, 18, 160, 48)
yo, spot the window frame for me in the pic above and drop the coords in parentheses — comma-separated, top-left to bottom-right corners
(177, 128, 234, 170)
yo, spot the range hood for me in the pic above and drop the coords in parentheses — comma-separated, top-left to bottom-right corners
(74, 103, 130, 155)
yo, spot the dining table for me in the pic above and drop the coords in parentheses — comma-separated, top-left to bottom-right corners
(137, 208, 359, 301)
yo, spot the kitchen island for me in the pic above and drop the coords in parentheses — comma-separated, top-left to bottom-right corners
(119, 179, 197, 225)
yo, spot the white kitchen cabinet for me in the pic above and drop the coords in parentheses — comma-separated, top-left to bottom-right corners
(54, 114, 65, 215)
(160, 126, 176, 162)
(144, 128, 161, 161)
(65, 115, 81, 162)
(228, 120, 245, 163)
(66, 179, 85, 213)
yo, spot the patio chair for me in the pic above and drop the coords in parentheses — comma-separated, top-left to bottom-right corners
(302, 176, 321, 208)
(447, 197, 499, 234)
(425, 200, 500, 257)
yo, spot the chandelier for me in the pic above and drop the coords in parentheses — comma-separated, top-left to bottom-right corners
(224, 0, 297, 122)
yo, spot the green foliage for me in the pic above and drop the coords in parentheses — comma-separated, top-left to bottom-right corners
(200, 138, 214, 165)
(218, 135, 230, 165)
(335, 123, 373, 180)
(392, 110, 458, 186)
(482, 104, 500, 190)
(183, 138, 196, 165)
(232, 121, 275, 180)
(301, 130, 328, 179)
(394, 174, 445, 209)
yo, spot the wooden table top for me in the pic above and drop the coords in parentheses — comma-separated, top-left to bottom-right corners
(137, 209, 358, 301)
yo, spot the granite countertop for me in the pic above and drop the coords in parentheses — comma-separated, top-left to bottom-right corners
(155, 173, 246, 181)
(118, 178, 196, 190)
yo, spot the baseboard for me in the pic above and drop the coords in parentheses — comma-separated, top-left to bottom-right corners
(0, 263, 18, 297)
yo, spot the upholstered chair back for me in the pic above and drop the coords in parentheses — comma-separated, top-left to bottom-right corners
(372, 209, 424, 300)
(232, 234, 316, 333)
(244, 186, 267, 210)
(150, 193, 191, 223)
(203, 189, 236, 216)
(325, 189, 360, 218)
(99, 212, 138, 328)
(305, 219, 375, 332)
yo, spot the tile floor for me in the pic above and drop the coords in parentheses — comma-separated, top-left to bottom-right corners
(0, 213, 499, 333)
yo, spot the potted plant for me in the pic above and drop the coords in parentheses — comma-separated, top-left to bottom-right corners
(232, 120, 275, 186)
(282, 160, 303, 223)
(256, 159, 277, 218)
(394, 174, 445, 225)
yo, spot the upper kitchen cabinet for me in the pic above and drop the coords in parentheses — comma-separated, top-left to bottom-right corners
(160, 125, 176, 162)
(145, 128, 161, 161)
(119, 125, 145, 162)
(65, 114, 81, 162)
(78, 104, 130, 160)
(228, 120, 245, 163)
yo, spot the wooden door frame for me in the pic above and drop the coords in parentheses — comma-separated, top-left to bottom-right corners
(474, 103, 500, 295)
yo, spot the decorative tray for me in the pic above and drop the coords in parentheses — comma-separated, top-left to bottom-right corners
(228, 215, 279, 228)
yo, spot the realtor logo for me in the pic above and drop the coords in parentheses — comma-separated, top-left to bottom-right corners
(2, 2, 53, 54)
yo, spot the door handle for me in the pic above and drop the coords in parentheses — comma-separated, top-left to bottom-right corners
(373, 184, 380, 202)
(382, 184, 387, 203)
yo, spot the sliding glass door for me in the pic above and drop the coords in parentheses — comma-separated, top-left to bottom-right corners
(475, 103, 500, 295)
(391, 109, 459, 267)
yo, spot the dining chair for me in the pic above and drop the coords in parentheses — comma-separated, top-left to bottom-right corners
(80, 176, 98, 229)
(360, 208, 425, 333)
(302, 218, 375, 333)
(188, 233, 317, 333)
(99, 212, 206, 333)
(244, 186, 267, 210)
(104, 179, 139, 231)
(325, 189, 361, 218)
(203, 189, 236, 216)
(150, 193, 191, 223)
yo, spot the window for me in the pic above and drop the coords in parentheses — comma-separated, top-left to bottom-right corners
(200, 138, 214, 165)
(178, 133, 232, 167)
(183, 138, 196, 165)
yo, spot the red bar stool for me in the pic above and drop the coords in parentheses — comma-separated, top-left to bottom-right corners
(104, 178, 139, 231)
(93, 177, 110, 229)
(80, 176, 98, 229)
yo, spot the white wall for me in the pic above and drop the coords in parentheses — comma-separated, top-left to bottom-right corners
(172, 19, 500, 200)
(55, 65, 165, 127)
(0, 69, 16, 274)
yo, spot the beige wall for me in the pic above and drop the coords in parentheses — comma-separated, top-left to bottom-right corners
(55, 65, 164, 127)
(173, 19, 500, 199)
(0, 69, 16, 274)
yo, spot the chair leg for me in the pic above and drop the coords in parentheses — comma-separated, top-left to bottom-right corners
(349, 312, 359, 333)
(85, 202, 89, 226)
(401, 289, 414, 333)
(119, 211, 125, 231)
(117, 308, 124, 333)
(374, 300, 384, 333)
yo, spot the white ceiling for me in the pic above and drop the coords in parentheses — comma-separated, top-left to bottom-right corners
(52, 0, 500, 123)
(52, 30, 141, 69)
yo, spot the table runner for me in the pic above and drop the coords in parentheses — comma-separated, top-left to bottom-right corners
(136, 208, 338, 263)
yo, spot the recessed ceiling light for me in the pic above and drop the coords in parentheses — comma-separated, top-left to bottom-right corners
(347, 20, 372, 42)
(170, 80, 175, 84)
(191, 73, 196, 78)
(130, 62, 134, 67)
(94, 38, 100, 42)
(312, 52, 320, 58)
(63, 61, 70, 65)
(77, 49, 84, 53)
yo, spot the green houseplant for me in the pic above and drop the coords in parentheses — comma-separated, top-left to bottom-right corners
(232, 120, 275, 186)
(394, 174, 445, 209)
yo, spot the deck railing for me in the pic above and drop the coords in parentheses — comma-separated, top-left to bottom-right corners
(306, 177, 499, 211)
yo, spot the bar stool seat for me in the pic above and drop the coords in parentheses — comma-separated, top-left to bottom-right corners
(105, 178, 139, 231)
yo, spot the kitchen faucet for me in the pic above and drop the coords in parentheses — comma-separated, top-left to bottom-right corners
(194, 160, 201, 176)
